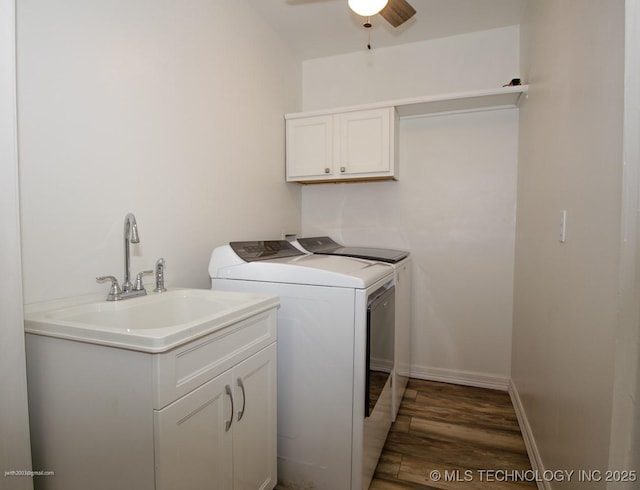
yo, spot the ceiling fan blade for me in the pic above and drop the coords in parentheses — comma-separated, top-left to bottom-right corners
(380, 0, 416, 27)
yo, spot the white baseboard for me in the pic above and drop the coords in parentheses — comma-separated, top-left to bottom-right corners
(409, 365, 510, 391)
(508, 380, 548, 490)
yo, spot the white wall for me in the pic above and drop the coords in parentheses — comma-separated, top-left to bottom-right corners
(0, 0, 33, 487)
(513, 0, 626, 483)
(300, 26, 520, 386)
(302, 26, 520, 111)
(17, 0, 302, 305)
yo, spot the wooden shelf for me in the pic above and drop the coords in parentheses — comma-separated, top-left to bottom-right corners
(285, 85, 528, 120)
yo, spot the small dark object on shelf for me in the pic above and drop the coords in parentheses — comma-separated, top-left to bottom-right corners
(503, 78, 522, 87)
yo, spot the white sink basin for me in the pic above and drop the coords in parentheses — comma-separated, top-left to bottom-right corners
(24, 289, 279, 352)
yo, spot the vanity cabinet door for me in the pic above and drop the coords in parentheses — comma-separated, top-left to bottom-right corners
(154, 343, 277, 490)
(154, 371, 234, 490)
(233, 343, 278, 490)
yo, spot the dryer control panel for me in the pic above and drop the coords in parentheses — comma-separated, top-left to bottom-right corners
(298, 236, 409, 263)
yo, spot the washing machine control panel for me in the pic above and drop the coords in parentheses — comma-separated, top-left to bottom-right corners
(230, 240, 304, 262)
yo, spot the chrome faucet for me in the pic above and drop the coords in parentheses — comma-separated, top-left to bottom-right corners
(122, 213, 139, 292)
(97, 213, 152, 301)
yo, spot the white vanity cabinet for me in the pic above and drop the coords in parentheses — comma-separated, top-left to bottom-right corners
(285, 107, 398, 183)
(25, 302, 278, 490)
(155, 343, 277, 490)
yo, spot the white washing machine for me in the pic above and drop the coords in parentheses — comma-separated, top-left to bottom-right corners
(209, 240, 395, 490)
(294, 237, 412, 422)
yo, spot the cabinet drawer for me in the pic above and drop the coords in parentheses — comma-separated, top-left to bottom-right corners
(153, 308, 277, 409)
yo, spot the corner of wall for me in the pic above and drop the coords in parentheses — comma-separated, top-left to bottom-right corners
(508, 380, 549, 490)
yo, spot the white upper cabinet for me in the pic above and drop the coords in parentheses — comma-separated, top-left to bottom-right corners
(286, 107, 398, 183)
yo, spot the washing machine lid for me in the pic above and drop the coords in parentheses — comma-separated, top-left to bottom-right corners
(230, 240, 304, 262)
(297, 236, 409, 264)
(209, 241, 393, 289)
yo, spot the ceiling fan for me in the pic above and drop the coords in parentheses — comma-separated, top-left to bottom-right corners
(348, 0, 416, 28)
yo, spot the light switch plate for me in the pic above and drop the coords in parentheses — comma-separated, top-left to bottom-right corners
(559, 210, 567, 243)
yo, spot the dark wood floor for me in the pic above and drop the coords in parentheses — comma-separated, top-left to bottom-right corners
(370, 379, 536, 489)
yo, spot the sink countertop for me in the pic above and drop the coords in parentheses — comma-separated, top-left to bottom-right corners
(24, 288, 280, 353)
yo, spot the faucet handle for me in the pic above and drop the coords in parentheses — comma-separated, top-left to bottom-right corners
(97, 276, 122, 301)
(133, 270, 153, 292)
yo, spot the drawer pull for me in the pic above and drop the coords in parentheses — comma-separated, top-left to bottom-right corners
(225, 384, 234, 432)
(324, 167, 330, 174)
(237, 378, 246, 421)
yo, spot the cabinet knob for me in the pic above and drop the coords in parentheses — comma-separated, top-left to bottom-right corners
(340, 166, 346, 173)
(324, 167, 330, 174)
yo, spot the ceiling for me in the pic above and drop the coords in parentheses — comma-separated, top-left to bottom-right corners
(245, 0, 529, 60)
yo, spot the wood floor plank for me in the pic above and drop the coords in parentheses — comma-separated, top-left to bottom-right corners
(403, 388, 419, 401)
(392, 414, 412, 434)
(397, 455, 536, 489)
(370, 474, 441, 490)
(408, 418, 528, 453)
(375, 451, 403, 478)
(382, 431, 531, 471)
(371, 379, 535, 489)
(399, 397, 520, 432)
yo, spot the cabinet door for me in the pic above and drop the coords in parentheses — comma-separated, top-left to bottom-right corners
(336, 108, 392, 177)
(232, 343, 277, 490)
(286, 115, 333, 180)
(154, 371, 234, 490)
